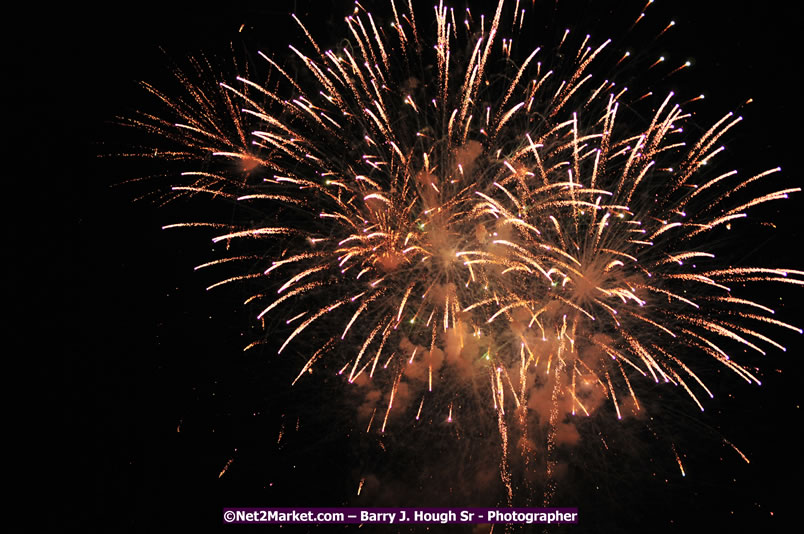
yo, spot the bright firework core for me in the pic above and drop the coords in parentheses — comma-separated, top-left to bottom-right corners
(125, 0, 802, 508)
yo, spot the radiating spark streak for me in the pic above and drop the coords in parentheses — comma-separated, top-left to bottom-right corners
(206, 273, 262, 291)
(672, 444, 686, 477)
(292, 339, 335, 386)
(341, 290, 383, 339)
(349, 320, 386, 382)
(381, 371, 403, 433)
(277, 265, 329, 294)
(709, 296, 774, 314)
(211, 227, 295, 242)
(170, 186, 234, 198)
(655, 252, 715, 266)
(616, 358, 640, 411)
(278, 298, 348, 354)
(738, 313, 802, 334)
(257, 282, 323, 319)
(218, 457, 234, 478)
(162, 222, 231, 230)
(723, 439, 750, 464)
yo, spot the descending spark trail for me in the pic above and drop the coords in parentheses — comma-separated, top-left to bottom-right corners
(124, 0, 801, 507)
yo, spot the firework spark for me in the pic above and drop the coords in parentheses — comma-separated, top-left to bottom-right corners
(124, 0, 801, 507)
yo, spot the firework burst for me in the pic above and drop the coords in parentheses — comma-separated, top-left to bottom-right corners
(123, 0, 802, 508)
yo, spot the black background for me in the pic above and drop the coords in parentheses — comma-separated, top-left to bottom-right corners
(8, 1, 802, 532)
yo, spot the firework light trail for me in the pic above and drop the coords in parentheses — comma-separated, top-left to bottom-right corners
(123, 0, 801, 510)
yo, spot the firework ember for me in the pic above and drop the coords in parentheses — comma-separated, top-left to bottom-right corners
(123, 0, 801, 509)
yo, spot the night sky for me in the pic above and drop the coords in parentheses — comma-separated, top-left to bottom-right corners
(12, 1, 802, 532)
